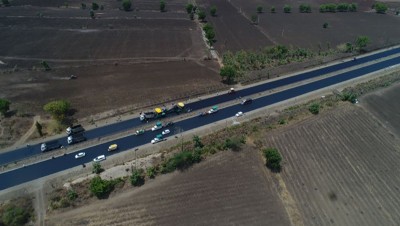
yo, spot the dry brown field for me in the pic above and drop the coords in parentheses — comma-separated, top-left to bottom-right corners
(199, 0, 400, 51)
(46, 147, 292, 226)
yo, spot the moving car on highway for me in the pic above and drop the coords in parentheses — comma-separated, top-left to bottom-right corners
(151, 134, 165, 144)
(93, 155, 106, 162)
(162, 129, 170, 135)
(108, 144, 118, 152)
(208, 106, 219, 114)
(241, 98, 253, 105)
(75, 152, 85, 159)
(235, 112, 244, 117)
(151, 121, 163, 131)
(135, 129, 145, 135)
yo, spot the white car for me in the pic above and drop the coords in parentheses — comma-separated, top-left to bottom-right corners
(235, 111, 244, 117)
(75, 152, 86, 159)
(162, 129, 170, 135)
(152, 126, 162, 131)
(151, 138, 165, 144)
(93, 155, 106, 162)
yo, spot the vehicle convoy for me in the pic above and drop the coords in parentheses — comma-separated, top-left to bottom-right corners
(67, 133, 87, 145)
(66, 124, 85, 135)
(40, 141, 62, 152)
(140, 102, 186, 121)
(151, 121, 163, 131)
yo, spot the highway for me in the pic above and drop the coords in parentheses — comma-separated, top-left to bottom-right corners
(1, 47, 400, 166)
(1, 55, 399, 190)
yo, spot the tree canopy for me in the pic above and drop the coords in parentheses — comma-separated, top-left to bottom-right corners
(122, 0, 132, 11)
(210, 6, 217, 16)
(355, 36, 370, 52)
(373, 2, 388, 13)
(160, 0, 166, 12)
(220, 65, 237, 83)
(198, 10, 206, 21)
(43, 100, 71, 122)
(0, 98, 10, 116)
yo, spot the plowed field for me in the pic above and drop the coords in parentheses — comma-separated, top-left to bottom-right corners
(261, 102, 400, 225)
(46, 148, 291, 226)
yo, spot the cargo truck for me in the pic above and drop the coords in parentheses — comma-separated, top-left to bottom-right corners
(66, 124, 85, 135)
(67, 133, 87, 145)
(41, 141, 62, 152)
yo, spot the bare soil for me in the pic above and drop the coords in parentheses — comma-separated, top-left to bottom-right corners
(45, 147, 292, 226)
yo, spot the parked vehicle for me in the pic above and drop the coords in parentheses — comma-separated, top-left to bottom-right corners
(151, 121, 163, 131)
(41, 141, 62, 152)
(67, 133, 87, 145)
(75, 152, 85, 159)
(93, 155, 106, 162)
(108, 144, 118, 152)
(241, 98, 253, 105)
(66, 124, 85, 135)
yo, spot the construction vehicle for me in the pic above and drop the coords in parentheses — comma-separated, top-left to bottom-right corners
(41, 141, 62, 152)
(67, 133, 87, 145)
(66, 124, 85, 135)
(140, 102, 186, 121)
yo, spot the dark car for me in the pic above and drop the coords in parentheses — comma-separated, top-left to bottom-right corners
(241, 98, 253, 105)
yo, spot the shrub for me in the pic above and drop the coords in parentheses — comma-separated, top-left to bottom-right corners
(341, 91, 357, 103)
(90, 10, 95, 18)
(35, 121, 43, 136)
(349, 3, 357, 12)
(92, 2, 99, 10)
(193, 135, 204, 148)
(263, 148, 282, 171)
(220, 65, 237, 83)
(131, 168, 145, 186)
(0, 98, 10, 116)
(278, 119, 286, 125)
(41, 60, 51, 71)
(160, 0, 166, 12)
(299, 4, 311, 13)
(251, 14, 258, 24)
(160, 150, 201, 173)
(92, 162, 103, 174)
(186, 3, 194, 14)
(81, 3, 86, 9)
(323, 22, 328, 28)
(373, 2, 387, 14)
(2, 0, 10, 6)
(224, 136, 245, 151)
(67, 189, 78, 201)
(198, 10, 206, 21)
(146, 166, 157, 179)
(283, 5, 291, 13)
(0, 197, 33, 226)
(337, 3, 349, 12)
(210, 6, 217, 16)
(271, 6, 276, 13)
(89, 176, 115, 198)
(122, 0, 132, 11)
(257, 6, 263, 13)
(309, 103, 321, 114)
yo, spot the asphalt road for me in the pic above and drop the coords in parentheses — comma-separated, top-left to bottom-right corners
(1, 55, 399, 190)
(1, 47, 400, 166)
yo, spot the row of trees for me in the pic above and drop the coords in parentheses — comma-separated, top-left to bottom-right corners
(203, 23, 215, 46)
(185, 3, 217, 21)
(121, 0, 165, 12)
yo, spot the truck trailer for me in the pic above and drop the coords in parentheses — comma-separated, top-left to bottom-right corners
(41, 141, 62, 152)
(67, 133, 87, 145)
(66, 124, 85, 135)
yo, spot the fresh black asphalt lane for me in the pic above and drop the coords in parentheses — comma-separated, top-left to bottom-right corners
(1, 47, 400, 166)
(1, 55, 399, 190)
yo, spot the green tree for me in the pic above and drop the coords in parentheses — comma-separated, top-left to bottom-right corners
(35, 121, 43, 136)
(283, 5, 292, 13)
(355, 35, 370, 52)
(193, 135, 204, 148)
(2, 206, 31, 226)
(131, 168, 145, 186)
(309, 103, 320, 114)
(186, 3, 194, 14)
(0, 98, 10, 116)
(349, 3, 357, 12)
(220, 65, 236, 83)
(203, 23, 213, 33)
(205, 29, 215, 44)
(251, 14, 258, 24)
(257, 6, 263, 13)
(373, 2, 388, 13)
(271, 6, 276, 13)
(299, 4, 311, 13)
(263, 148, 282, 172)
(337, 3, 349, 12)
(210, 5, 217, 16)
(43, 100, 71, 122)
(198, 10, 206, 21)
(41, 60, 51, 71)
(1, 0, 10, 6)
(89, 176, 114, 198)
(160, 0, 166, 12)
(92, 2, 99, 10)
(122, 0, 132, 11)
(92, 162, 103, 174)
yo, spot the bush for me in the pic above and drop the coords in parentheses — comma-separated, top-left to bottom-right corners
(160, 150, 201, 173)
(0, 198, 33, 226)
(122, 0, 132, 11)
(257, 6, 263, 13)
(283, 5, 291, 13)
(271, 6, 276, 13)
(278, 119, 286, 125)
(160, 0, 166, 12)
(337, 3, 349, 12)
(210, 6, 217, 16)
(220, 65, 237, 83)
(1, 0, 10, 6)
(299, 4, 311, 13)
(373, 2, 387, 13)
(320, 3, 336, 13)
(92, 2, 99, 10)
(349, 3, 357, 12)
(224, 136, 245, 151)
(92, 162, 103, 174)
(186, 3, 194, 14)
(323, 22, 328, 28)
(193, 135, 204, 148)
(263, 148, 282, 171)
(309, 103, 321, 114)
(0, 98, 11, 116)
(81, 3, 86, 9)
(198, 10, 206, 21)
(131, 169, 145, 186)
(341, 91, 357, 103)
(41, 60, 51, 71)
(67, 189, 78, 201)
(251, 14, 258, 24)
(146, 166, 157, 179)
(89, 176, 115, 198)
